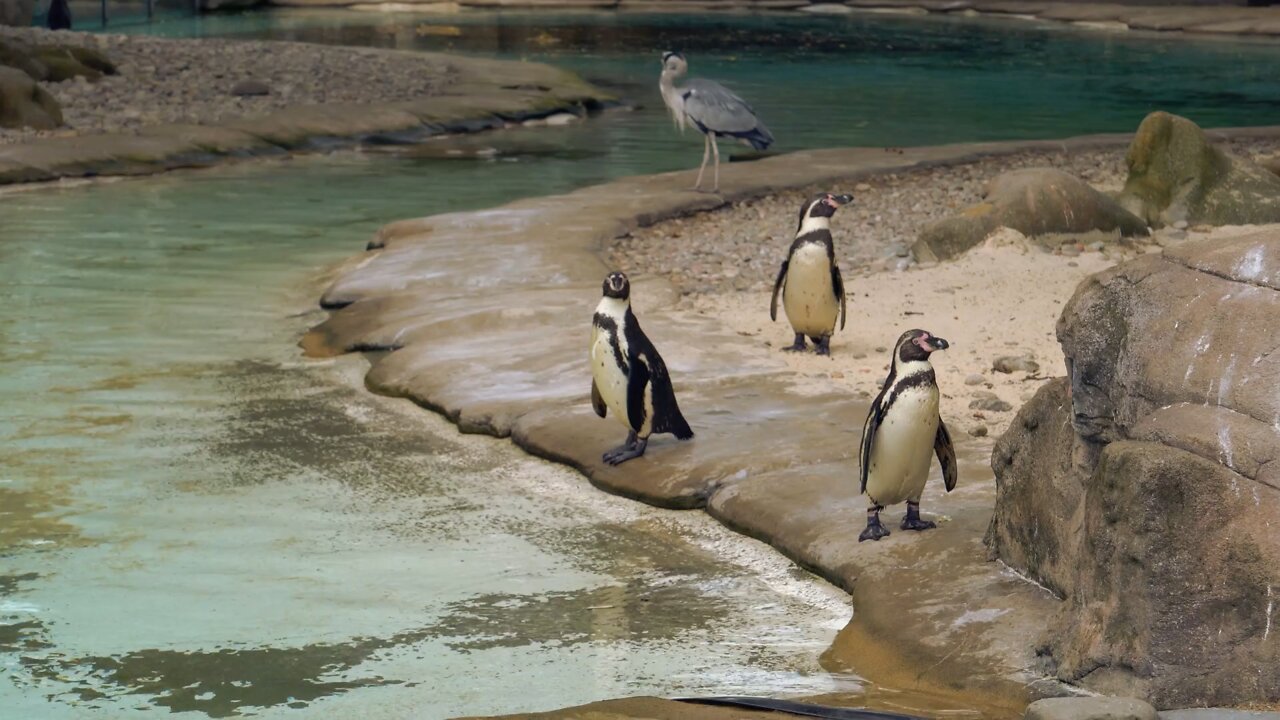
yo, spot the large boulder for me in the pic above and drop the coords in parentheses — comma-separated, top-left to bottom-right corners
(913, 168, 1148, 262)
(0, 64, 61, 129)
(1117, 112, 1280, 228)
(987, 230, 1280, 708)
(0, 0, 35, 26)
(0, 37, 117, 82)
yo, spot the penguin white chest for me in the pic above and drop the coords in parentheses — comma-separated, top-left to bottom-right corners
(591, 327, 634, 432)
(783, 244, 839, 337)
(866, 385, 940, 507)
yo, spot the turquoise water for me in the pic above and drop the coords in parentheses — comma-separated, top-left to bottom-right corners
(7, 9, 1280, 718)
(125, 9, 1280, 150)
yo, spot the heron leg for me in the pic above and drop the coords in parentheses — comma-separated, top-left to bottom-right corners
(711, 137, 721, 192)
(693, 134, 711, 191)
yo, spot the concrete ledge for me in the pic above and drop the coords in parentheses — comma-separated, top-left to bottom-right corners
(0, 52, 610, 187)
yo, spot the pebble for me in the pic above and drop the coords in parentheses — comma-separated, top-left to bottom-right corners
(1059, 244, 1081, 257)
(964, 373, 986, 386)
(1086, 240, 1105, 252)
(230, 79, 270, 97)
(968, 425, 989, 437)
(1173, 220, 1189, 230)
(969, 395, 1014, 413)
(993, 355, 1040, 374)
(544, 112, 579, 126)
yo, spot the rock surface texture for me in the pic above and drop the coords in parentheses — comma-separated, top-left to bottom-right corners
(987, 230, 1280, 707)
(1026, 697, 1159, 720)
(1117, 112, 1280, 228)
(0, 0, 33, 26)
(0, 64, 60, 129)
(913, 167, 1148, 262)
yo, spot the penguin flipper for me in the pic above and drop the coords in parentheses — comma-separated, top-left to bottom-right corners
(832, 264, 846, 331)
(591, 378, 607, 419)
(769, 260, 788, 322)
(626, 353, 651, 434)
(935, 419, 958, 492)
(858, 397, 885, 495)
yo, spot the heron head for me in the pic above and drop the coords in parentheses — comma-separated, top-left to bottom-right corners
(797, 192, 853, 225)
(602, 271, 631, 300)
(661, 51, 688, 76)
(896, 329, 950, 363)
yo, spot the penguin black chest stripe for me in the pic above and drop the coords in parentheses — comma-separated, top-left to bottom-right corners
(593, 312, 628, 373)
(883, 369, 936, 414)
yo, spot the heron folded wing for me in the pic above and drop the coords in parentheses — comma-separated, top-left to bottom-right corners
(682, 79, 765, 135)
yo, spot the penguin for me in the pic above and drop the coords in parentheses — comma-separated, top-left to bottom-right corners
(769, 192, 853, 355)
(857, 329, 957, 542)
(47, 0, 72, 30)
(590, 271, 694, 465)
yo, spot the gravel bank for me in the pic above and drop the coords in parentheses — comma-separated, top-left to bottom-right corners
(0, 26, 456, 145)
(608, 139, 1280, 295)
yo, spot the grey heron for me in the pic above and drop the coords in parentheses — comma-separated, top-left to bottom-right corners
(658, 52, 774, 193)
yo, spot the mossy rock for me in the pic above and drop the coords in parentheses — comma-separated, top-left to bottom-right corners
(0, 37, 118, 82)
(0, 64, 62, 129)
(1117, 111, 1280, 227)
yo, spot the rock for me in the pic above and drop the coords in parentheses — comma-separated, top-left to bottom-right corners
(914, 168, 1148, 262)
(1260, 155, 1280, 179)
(986, 229, 1280, 707)
(969, 393, 1012, 413)
(1172, 220, 1189, 230)
(230, 79, 271, 97)
(964, 373, 986, 386)
(1025, 697, 1158, 720)
(968, 425, 988, 438)
(543, 112, 578, 126)
(993, 355, 1039, 374)
(0, 65, 62, 130)
(1116, 112, 1280, 228)
(0, 38, 117, 83)
(0, 0, 35, 26)
(1161, 711, 1280, 720)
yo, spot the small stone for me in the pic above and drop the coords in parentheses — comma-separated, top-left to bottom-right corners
(875, 346, 887, 353)
(1059, 244, 1081, 257)
(544, 112, 578, 126)
(888, 243, 911, 258)
(1086, 241, 1105, 252)
(230, 79, 270, 97)
(964, 374, 985, 386)
(993, 355, 1040, 374)
(1173, 220, 1189, 230)
(1024, 696, 1158, 720)
(969, 396, 1013, 413)
(855, 182, 871, 192)
(968, 425, 988, 437)
(830, 370, 844, 379)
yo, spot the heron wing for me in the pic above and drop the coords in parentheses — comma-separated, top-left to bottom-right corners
(682, 79, 766, 135)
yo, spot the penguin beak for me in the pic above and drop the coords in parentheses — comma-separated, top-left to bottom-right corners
(930, 337, 950, 351)
(833, 194, 853, 205)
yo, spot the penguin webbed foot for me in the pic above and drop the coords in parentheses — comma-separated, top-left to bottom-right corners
(602, 435, 648, 466)
(858, 508, 890, 542)
(901, 503, 937, 532)
(813, 336, 831, 356)
(783, 333, 807, 353)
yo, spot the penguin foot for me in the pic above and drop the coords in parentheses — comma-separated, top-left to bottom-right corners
(602, 437, 648, 466)
(813, 337, 831, 356)
(783, 333, 807, 353)
(901, 503, 936, 531)
(858, 520, 890, 542)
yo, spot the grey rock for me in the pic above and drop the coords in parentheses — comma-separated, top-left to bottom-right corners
(230, 79, 270, 97)
(993, 355, 1040, 374)
(969, 395, 1013, 413)
(968, 424, 988, 437)
(964, 373, 986, 386)
(0, 65, 61, 130)
(1161, 711, 1280, 720)
(0, 0, 34, 26)
(1117, 112, 1280, 228)
(1025, 697, 1158, 720)
(1172, 220, 1189, 230)
(1060, 244, 1081, 257)
(914, 167, 1148, 262)
(987, 232, 1280, 706)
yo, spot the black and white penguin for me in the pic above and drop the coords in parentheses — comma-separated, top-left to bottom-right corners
(590, 272, 694, 465)
(769, 192, 853, 355)
(857, 329, 957, 542)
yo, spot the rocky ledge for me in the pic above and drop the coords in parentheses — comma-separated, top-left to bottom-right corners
(0, 28, 609, 185)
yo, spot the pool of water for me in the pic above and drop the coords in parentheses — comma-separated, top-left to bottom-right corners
(8, 9, 1280, 719)
(125, 8, 1280, 150)
(0, 157, 856, 719)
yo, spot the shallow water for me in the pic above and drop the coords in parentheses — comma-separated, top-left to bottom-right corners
(0, 158, 856, 718)
(8, 9, 1280, 718)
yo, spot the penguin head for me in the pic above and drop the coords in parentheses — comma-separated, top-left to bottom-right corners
(896, 329, 949, 363)
(602, 271, 631, 300)
(797, 192, 853, 230)
(661, 51, 688, 77)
